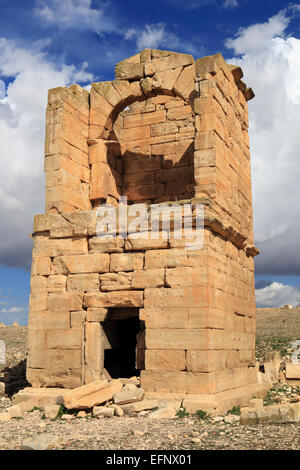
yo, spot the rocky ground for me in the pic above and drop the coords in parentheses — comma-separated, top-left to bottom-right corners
(0, 310, 299, 451)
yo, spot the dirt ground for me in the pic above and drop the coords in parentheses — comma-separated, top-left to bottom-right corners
(0, 308, 299, 451)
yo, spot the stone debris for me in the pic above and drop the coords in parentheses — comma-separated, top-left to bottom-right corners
(93, 406, 115, 418)
(286, 363, 300, 380)
(113, 384, 145, 405)
(44, 404, 60, 419)
(7, 405, 22, 419)
(62, 379, 123, 410)
(240, 402, 300, 424)
(148, 405, 177, 419)
(22, 434, 61, 451)
(224, 414, 240, 424)
(121, 399, 159, 414)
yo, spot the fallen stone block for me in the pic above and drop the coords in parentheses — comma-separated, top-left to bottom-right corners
(148, 405, 177, 419)
(113, 384, 145, 405)
(62, 379, 123, 410)
(111, 404, 124, 416)
(286, 363, 300, 380)
(22, 434, 60, 450)
(121, 399, 159, 414)
(44, 404, 60, 419)
(7, 405, 22, 419)
(240, 402, 300, 424)
(93, 406, 115, 418)
(12, 387, 70, 410)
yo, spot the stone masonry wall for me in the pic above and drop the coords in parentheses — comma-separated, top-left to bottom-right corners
(27, 49, 259, 401)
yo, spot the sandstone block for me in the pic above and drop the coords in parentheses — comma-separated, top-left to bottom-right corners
(145, 249, 187, 269)
(89, 236, 124, 253)
(84, 291, 144, 308)
(48, 293, 83, 311)
(132, 268, 165, 289)
(115, 62, 144, 80)
(45, 404, 60, 419)
(52, 254, 109, 274)
(121, 399, 158, 413)
(286, 363, 300, 380)
(113, 384, 145, 405)
(33, 237, 88, 258)
(100, 272, 132, 291)
(67, 273, 100, 292)
(145, 350, 186, 371)
(86, 308, 108, 322)
(110, 253, 144, 272)
(93, 406, 115, 418)
(63, 379, 123, 409)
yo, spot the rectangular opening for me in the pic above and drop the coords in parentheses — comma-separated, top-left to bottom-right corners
(101, 308, 145, 379)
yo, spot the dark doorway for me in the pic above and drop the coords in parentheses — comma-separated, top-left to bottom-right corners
(102, 308, 143, 379)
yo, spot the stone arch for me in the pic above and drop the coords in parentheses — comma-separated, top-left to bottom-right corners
(89, 51, 198, 205)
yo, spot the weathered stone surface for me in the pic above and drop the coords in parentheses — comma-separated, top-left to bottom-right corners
(121, 399, 158, 413)
(27, 50, 258, 411)
(113, 384, 145, 405)
(240, 402, 300, 424)
(286, 363, 300, 379)
(44, 404, 60, 419)
(84, 291, 144, 308)
(22, 434, 61, 451)
(52, 254, 109, 274)
(93, 406, 115, 418)
(148, 405, 177, 419)
(62, 379, 123, 409)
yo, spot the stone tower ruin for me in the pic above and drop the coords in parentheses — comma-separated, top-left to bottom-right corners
(27, 49, 264, 413)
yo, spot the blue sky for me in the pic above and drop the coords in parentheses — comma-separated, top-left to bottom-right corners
(1, 0, 300, 324)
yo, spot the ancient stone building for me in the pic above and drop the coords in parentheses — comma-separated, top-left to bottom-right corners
(27, 49, 264, 412)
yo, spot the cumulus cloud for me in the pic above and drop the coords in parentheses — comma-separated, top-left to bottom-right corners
(133, 23, 180, 51)
(0, 38, 93, 269)
(35, 0, 116, 34)
(225, 8, 300, 276)
(255, 282, 300, 308)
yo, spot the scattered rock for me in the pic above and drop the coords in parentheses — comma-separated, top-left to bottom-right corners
(22, 434, 60, 450)
(111, 404, 124, 416)
(224, 415, 240, 424)
(211, 416, 224, 423)
(7, 405, 22, 418)
(121, 399, 158, 414)
(240, 402, 300, 424)
(77, 411, 86, 418)
(93, 406, 115, 418)
(113, 384, 145, 405)
(149, 406, 177, 419)
(63, 379, 123, 410)
(286, 363, 300, 380)
(44, 404, 60, 419)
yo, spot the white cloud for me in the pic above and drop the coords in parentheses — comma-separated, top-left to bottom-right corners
(223, 0, 238, 8)
(135, 23, 180, 51)
(0, 307, 24, 313)
(0, 38, 93, 268)
(225, 9, 300, 275)
(35, 0, 116, 34)
(256, 282, 300, 308)
(226, 10, 289, 55)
